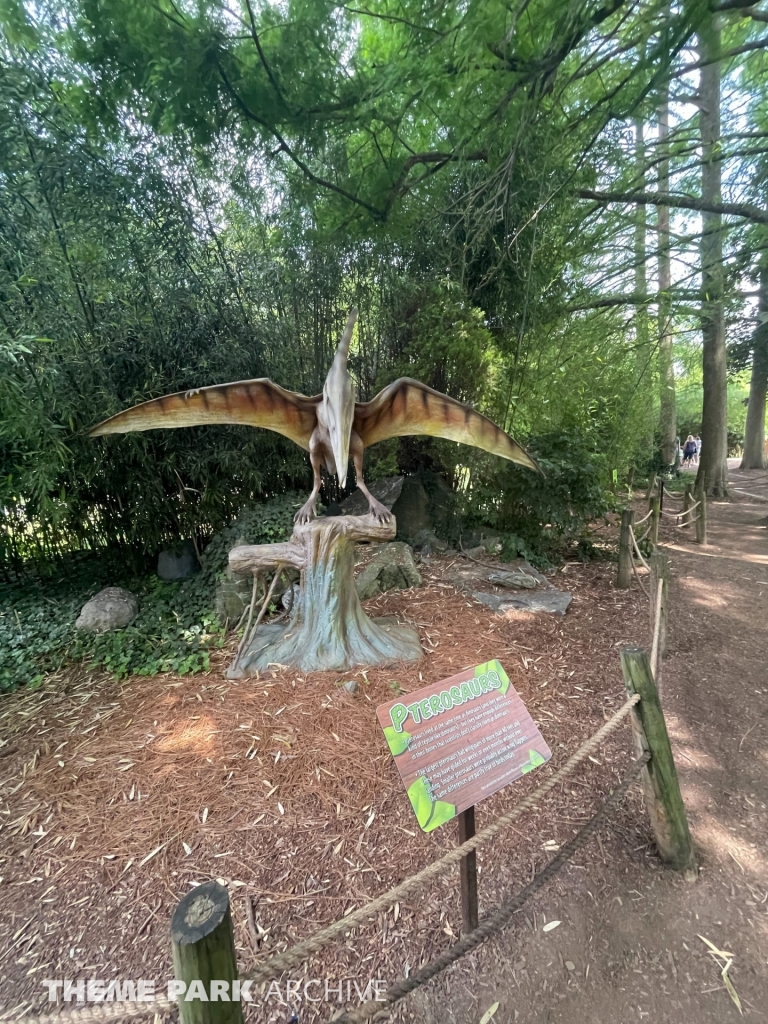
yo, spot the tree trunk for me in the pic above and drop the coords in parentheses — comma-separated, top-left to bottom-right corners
(633, 115, 655, 457)
(697, 14, 730, 497)
(657, 86, 677, 468)
(741, 266, 768, 469)
(227, 515, 423, 675)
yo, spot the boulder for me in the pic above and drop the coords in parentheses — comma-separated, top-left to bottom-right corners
(215, 571, 257, 623)
(341, 472, 458, 547)
(76, 587, 138, 632)
(355, 542, 422, 601)
(462, 545, 487, 559)
(158, 540, 199, 581)
(340, 476, 404, 516)
(475, 590, 573, 616)
(281, 582, 302, 614)
(461, 529, 503, 553)
(391, 477, 431, 542)
(411, 528, 448, 556)
(444, 558, 572, 617)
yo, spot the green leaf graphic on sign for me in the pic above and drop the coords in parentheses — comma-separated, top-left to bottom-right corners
(493, 660, 511, 695)
(520, 749, 546, 774)
(475, 659, 510, 695)
(383, 726, 411, 756)
(425, 799, 457, 832)
(406, 777, 456, 832)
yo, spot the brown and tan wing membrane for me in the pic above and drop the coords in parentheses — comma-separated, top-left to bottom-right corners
(354, 378, 541, 473)
(89, 380, 319, 450)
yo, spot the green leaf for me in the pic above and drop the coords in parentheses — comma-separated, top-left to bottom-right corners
(520, 749, 547, 774)
(383, 726, 411, 756)
(406, 777, 456, 832)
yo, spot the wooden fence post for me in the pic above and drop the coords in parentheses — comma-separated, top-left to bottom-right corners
(620, 647, 697, 877)
(617, 508, 634, 589)
(649, 552, 669, 668)
(695, 487, 707, 545)
(171, 881, 244, 1024)
(645, 474, 658, 501)
(650, 496, 660, 549)
(682, 483, 693, 528)
(458, 806, 479, 934)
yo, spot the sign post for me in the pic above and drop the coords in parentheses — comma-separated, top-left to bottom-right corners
(377, 660, 551, 933)
(457, 806, 478, 933)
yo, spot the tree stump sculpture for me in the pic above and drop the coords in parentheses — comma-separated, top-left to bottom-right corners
(227, 514, 423, 676)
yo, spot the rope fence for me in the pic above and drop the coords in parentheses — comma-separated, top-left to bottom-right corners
(10, 698, 642, 1024)
(8, 639, 701, 1024)
(335, 753, 651, 1024)
(617, 476, 707, 611)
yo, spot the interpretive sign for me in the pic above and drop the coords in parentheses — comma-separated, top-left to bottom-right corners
(377, 660, 551, 832)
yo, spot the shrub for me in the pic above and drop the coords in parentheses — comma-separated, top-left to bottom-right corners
(0, 493, 301, 692)
(461, 428, 614, 564)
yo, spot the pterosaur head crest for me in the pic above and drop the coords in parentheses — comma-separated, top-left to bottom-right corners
(323, 308, 358, 487)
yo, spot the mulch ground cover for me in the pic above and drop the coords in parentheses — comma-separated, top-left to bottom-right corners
(0, 539, 655, 1023)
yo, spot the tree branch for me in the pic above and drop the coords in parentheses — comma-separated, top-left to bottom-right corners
(578, 189, 768, 225)
(675, 35, 768, 75)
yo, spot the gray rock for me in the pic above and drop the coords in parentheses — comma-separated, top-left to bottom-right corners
(340, 476, 404, 516)
(412, 528, 448, 555)
(281, 582, 301, 613)
(76, 587, 138, 632)
(341, 679, 359, 694)
(461, 529, 502, 553)
(462, 545, 487, 559)
(356, 542, 422, 601)
(474, 590, 572, 616)
(486, 570, 538, 589)
(273, 567, 300, 601)
(391, 477, 431, 542)
(215, 571, 257, 623)
(158, 540, 199, 580)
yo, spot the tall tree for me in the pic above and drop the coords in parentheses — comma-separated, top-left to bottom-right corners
(741, 264, 768, 469)
(697, 12, 729, 496)
(656, 82, 676, 468)
(633, 116, 650, 377)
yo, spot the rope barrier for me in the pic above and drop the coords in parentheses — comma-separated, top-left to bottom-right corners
(637, 522, 652, 543)
(629, 526, 650, 573)
(9, 698, 640, 1024)
(239, 694, 640, 983)
(631, 553, 650, 598)
(659, 500, 699, 525)
(660, 485, 684, 506)
(633, 508, 653, 526)
(334, 753, 651, 1024)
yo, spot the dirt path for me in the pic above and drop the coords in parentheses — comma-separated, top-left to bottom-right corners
(411, 466, 768, 1023)
(1, 473, 767, 1024)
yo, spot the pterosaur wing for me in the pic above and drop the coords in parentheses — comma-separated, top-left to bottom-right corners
(89, 380, 320, 450)
(354, 378, 541, 473)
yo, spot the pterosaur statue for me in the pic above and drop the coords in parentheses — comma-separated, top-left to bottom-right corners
(89, 309, 541, 520)
(90, 309, 541, 675)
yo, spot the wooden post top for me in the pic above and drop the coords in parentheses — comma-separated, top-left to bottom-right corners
(171, 880, 230, 946)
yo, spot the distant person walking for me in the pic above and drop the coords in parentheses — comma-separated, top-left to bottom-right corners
(695, 435, 702, 466)
(682, 435, 697, 467)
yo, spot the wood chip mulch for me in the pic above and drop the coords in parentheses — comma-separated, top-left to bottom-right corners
(0, 548, 655, 1023)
